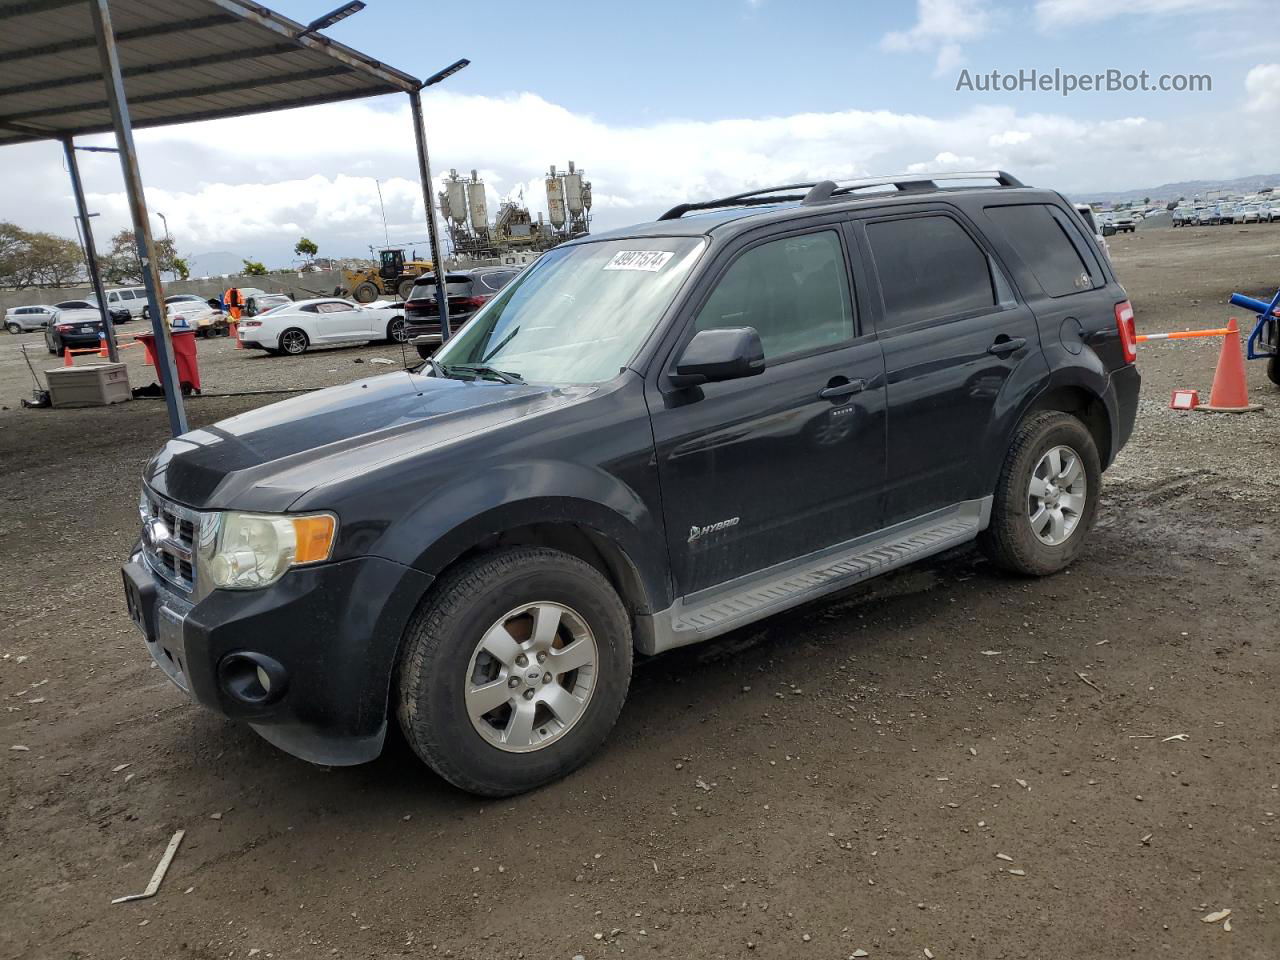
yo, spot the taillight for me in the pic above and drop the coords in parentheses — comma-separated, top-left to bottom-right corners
(460, 295, 490, 310)
(404, 297, 436, 316)
(57, 323, 73, 332)
(1114, 300, 1136, 364)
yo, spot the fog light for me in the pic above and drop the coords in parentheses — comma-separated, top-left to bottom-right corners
(218, 652, 287, 705)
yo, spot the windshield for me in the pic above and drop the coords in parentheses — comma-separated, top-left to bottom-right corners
(433, 237, 704, 384)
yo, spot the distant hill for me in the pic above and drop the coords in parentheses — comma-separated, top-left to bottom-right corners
(1078, 173, 1280, 205)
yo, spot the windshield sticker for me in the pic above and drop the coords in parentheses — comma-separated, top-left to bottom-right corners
(603, 250, 676, 272)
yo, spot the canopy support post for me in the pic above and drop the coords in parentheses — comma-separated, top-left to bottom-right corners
(61, 134, 118, 362)
(89, 0, 186, 435)
(408, 88, 451, 343)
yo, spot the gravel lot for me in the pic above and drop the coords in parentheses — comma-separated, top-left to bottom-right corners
(1, 226, 1278, 960)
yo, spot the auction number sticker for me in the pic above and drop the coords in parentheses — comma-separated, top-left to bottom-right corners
(603, 250, 675, 272)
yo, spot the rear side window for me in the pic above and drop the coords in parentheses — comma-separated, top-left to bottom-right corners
(695, 230, 854, 361)
(478, 272, 516, 293)
(865, 215, 999, 329)
(984, 204, 1099, 297)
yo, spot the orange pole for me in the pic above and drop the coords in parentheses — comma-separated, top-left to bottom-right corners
(1135, 327, 1234, 343)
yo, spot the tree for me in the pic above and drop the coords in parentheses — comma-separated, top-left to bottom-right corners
(0, 222, 84, 289)
(294, 236, 318, 259)
(24, 232, 83, 287)
(242, 260, 268, 276)
(98, 229, 187, 284)
(0, 222, 26, 287)
(1143, 196, 1151, 205)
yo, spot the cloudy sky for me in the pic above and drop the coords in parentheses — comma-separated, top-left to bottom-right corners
(4, 0, 1279, 273)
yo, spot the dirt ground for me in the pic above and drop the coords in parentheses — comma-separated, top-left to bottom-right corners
(2, 226, 1278, 960)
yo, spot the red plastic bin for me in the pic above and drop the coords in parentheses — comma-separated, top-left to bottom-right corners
(134, 330, 201, 392)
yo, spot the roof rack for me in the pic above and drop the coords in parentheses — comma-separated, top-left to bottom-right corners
(657, 170, 1024, 220)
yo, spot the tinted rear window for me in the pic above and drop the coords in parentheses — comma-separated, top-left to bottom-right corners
(985, 204, 1099, 297)
(865, 215, 998, 329)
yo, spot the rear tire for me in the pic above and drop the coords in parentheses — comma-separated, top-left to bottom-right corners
(5, 322, 20, 334)
(1268, 355, 1280, 387)
(397, 547, 633, 797)
(396, 278, 415, 300)
(278, 328, 309, 355)
(415, 343, 436, 360)
(386, 316, 407, 343)
(979, 411, 1101, 577)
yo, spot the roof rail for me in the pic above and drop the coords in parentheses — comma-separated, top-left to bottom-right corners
(659, 170, 1025, 219)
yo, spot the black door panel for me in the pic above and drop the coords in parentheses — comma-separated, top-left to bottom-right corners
(651, 342, 886, 595)
(649, 225, 887, 597)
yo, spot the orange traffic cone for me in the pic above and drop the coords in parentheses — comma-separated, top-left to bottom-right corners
(1198, 317, 1261, 413)
(63, 346, 74, 367)
(98, 333, 109, 358)
(231, 319, 243, 348)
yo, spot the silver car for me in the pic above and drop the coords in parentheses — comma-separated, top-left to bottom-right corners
(5, 303, 57, 333)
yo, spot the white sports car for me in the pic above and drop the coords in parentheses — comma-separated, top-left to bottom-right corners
(236, 297, 407, 355)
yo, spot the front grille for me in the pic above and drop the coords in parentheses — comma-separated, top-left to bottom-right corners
(140, 488, 200, 594)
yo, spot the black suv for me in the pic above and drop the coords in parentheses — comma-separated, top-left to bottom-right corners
(402, 267, 521, 358)
(122, 171, 1140, 796)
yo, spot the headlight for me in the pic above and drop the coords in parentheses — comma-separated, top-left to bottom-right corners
(201, 511, 337, 590)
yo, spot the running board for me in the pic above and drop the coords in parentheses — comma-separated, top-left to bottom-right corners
(641, 497, 990, 655)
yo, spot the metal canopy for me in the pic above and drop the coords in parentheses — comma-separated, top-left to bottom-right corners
(0, 0, 455, 438)
(0, 0, 420, 145)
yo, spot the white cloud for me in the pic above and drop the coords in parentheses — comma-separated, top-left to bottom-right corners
(1244, 63, 1280, 113)
(881, 0, 993, 75)
(1035, 0, 1241, 28)
(2, 81, 1276, 271)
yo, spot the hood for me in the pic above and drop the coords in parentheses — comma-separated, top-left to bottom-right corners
(144, 370, 588, 511)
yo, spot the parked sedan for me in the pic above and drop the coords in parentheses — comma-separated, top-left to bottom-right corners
(43, 300, 124, 354)
(236, 298, 406, 355)
(403, 268, 522, 358)
(5, 303, 57, 333)
(141, 293, 224, 332)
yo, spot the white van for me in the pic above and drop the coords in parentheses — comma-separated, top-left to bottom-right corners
(103, 287, 148, 319)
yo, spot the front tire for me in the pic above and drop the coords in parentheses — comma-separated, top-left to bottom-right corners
(979, 411, 1101, 576)
(397, 547, 633, 797)
(1268, 354, 1280, 387)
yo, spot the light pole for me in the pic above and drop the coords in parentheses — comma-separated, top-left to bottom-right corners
(410, 58, 469, 344)
(156, 211, 170, 279)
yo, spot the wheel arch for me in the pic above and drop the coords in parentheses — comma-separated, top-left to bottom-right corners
(400, 496, 669, 655)
(1023, 383, 1112, 467)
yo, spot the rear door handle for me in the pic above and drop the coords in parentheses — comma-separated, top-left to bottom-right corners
(819, 378, 867, 400)
(987, 336, 1027, 356)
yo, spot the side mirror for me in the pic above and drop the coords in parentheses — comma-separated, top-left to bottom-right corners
(671, 327, 765, 388)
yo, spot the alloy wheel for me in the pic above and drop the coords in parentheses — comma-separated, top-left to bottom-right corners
(463, 601, 598, 753)
(280, 329, 307, 355)
(1027, 444, 1087, 546)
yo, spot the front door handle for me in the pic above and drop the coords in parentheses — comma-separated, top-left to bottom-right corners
(819, 378, 867, 401)
(987, 335, 1027, 356)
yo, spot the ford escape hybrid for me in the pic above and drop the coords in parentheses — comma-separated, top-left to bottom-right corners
(123, 171, 1140, 796)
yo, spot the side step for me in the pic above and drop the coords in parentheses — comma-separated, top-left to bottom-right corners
(644, 498, 990, 654)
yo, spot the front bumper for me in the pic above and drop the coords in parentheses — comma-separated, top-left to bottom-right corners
(122, 551, 432, 765)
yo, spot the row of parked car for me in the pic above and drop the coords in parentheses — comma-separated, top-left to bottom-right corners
(1171, 201, 1279, 227)
(234, 267, 523, 356)
(6, 269, 530, 361)
(4, 288, 296, 353)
